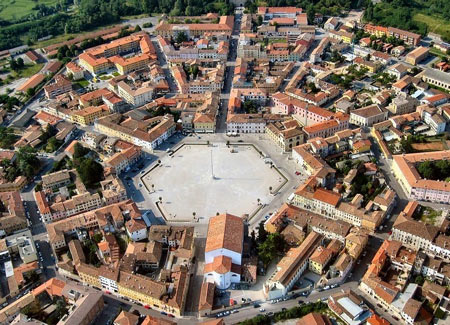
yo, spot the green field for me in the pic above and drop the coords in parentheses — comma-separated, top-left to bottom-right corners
(413, 13, 450, 42)
(0, 0, 59, 21)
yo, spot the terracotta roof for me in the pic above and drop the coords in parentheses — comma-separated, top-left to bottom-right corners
(114, 311, 139, 325)
(198, 282, 215, 311)
(367, 314, 389, 325)
(402, 298, 422, 320)
(393, 150, 450, 193)
(32, 278, 65, 297)
(205, 213, 244, 254)
(296, 312, 331, 325)
(141, 315, 176, 325)
(312, 188, 340, 206)
(17, 73, 45, 92)
(204, 255, 233, 274)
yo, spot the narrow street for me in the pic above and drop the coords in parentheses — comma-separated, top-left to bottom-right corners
(216, 11, 241, 132)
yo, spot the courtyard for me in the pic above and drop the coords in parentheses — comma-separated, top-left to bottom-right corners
(143, 143, 284, 223)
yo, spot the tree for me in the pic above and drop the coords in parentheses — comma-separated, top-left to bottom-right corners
(92, 233, 103, 243)
(257, 220, 268, 243)
(73, 142, 90, 159)
(258, 232, 286, 267)
(134, 25, 141, 32)
(414, 275, 424, 285)
(16, 57, 24, 68)
(26, 87, 36, 97)
(417, 160, 435, 180)
(175, 31, 188, 44)
(76, 158, 103, 187)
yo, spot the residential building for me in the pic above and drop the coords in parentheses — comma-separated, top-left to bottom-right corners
(405, 47, 429, 65)
(328, 290, 371, 324)
(350, 105, 388, 127)
(71, 104, 110, 126)
(0, 192, 27, 235)
(265, 119, 304, 152)
(392, 151, 450, 203)
(104, 145, 143, 175)
(264, 231, 323, 299)
(309, 246, 333, 274)
(126, 218, 148, 241)
(44, 75, 72, 99)
(95, 113, 176, 152)
(66, 62, 84, 80)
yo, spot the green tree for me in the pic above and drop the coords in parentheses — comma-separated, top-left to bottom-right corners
(76, 158, 103, 187)
(258, 232, 286, 268)
(92, 233, 103, 243)
(257, 220, 267, 243)
(175, 31, 188, 43)
(414, 275, 425, 285)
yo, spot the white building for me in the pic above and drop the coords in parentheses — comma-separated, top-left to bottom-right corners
(126, 219, 148, 241)
(204, 213, 244, 289)
(264, 231, 323, 299)
(98, 266, 119, 293)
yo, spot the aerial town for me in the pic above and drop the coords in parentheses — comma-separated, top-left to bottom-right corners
(0, 1, 450, 325)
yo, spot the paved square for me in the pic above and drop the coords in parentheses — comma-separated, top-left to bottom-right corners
(144, 143, 283, 223)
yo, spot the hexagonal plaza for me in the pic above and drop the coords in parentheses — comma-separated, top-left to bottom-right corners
(143, 143, 284, 223)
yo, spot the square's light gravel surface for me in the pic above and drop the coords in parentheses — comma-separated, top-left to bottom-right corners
(144, 143, 283, 222)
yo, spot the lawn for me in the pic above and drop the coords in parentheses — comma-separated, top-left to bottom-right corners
(0, 0, 59, 21)
(75, 79, 89, 88)
(13, 63, 44, 78)
(417, 206, 441, 226)
(413, 13, 450, 42)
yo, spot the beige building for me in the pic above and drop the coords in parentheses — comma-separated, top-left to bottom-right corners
(265, 119, 304, 152)
(349, 105, 388, 127)
(405, 46, 429, 65)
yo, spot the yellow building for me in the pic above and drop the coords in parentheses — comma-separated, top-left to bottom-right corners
(193, 113, 216, 133)
(112, 54, 151, 75)
(352, 139, 371, 154)
(77, 263, 101, 288)
(345, 230, 368, 260)
(117, 272, 166, 309)
(71, 105, 110, 126)
(79, 53, 112, 75)
(309, 246, 332, 275)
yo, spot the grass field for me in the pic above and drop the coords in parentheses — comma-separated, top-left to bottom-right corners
(11, 63, 44, 79)
(0, 0, 59, 21)
(413, 13, 450, 42)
